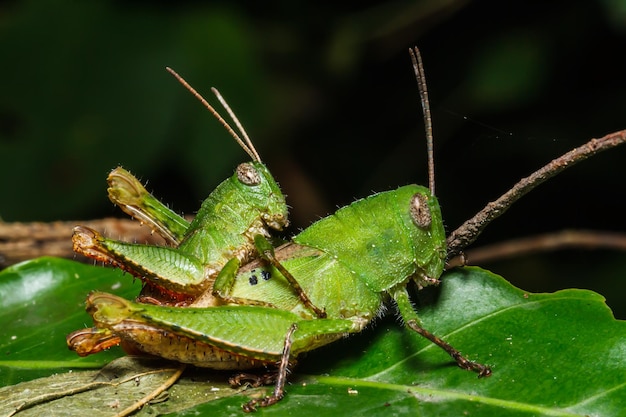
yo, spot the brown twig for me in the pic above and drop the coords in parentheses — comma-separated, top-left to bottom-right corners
(3, 131, 625, 269)
(0, 218, 171, 268)
(114, 364, 186, 417)
(446, 129, 626, 259)
(446, 229, 626, 268)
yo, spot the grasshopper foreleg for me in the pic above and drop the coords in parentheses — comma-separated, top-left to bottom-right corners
(242, 323, 298, 412)
(405, 320, 491, 377)
(254, 235, 326, 318)
(392, 284, 492, 377)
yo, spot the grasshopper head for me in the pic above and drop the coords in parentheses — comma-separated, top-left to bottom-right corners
(235, 161, 289, 231)
(405, 186, 447, 286)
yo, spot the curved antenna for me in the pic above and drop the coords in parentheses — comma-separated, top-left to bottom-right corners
(210, 87, 260, 162)
(165, 67, 261, 162)
(409, 47, 435, 196)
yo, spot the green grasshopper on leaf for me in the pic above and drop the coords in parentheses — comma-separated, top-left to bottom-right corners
(69, 48, 495, 411)
(71, 68, 289, 307)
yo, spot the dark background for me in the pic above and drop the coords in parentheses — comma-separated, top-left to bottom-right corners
(1, 0, 625, 316)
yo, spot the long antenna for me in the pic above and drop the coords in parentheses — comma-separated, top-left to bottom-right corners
(165, 67, 262, 162)
(210, 87, 260, 162)
(409, 47, 435, 196)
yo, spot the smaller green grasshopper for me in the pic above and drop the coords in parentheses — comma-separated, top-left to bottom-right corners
(69, 48, 492, 411)
(72, 68, 289, 306)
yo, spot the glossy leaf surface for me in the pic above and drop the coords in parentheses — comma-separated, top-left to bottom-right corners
(0, 259, 623, 416)
(0, 257, 139, 383)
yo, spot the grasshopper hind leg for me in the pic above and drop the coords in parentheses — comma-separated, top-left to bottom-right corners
(229, 372, 279, 389)
(241, 323, 298, 412)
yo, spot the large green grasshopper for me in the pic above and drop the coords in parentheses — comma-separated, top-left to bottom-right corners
(68, 48, 492, 411)
(72, 68, 289, 306)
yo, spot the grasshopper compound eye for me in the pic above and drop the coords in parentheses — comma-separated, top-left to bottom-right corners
(237, 163, 262, 186)
(410, 193, 432, 229)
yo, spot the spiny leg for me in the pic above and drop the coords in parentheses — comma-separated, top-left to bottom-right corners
(392, 284, 491, 377)
(406, 320, 491, 377)
(229, 372, 278, 389)
(107, 166, 190, 245)
(72, 226, 206, 297)
(254, 235, 326, 318)
(242, 323, 298, 412)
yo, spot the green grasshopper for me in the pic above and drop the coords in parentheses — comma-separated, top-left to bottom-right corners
(71, 68, 289, 307)
(68, 48, 493, 411)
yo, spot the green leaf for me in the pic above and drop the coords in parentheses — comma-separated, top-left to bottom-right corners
(0, 357, 181, 416)
(0, 260, 624, 416)
(0, 257, 140, 384)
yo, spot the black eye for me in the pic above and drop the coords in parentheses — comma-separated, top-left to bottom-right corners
(410, 193, 432, 228)
(237, 163, 262, 186)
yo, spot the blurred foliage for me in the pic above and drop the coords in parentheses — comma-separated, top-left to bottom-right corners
(1, 0, 626, 316)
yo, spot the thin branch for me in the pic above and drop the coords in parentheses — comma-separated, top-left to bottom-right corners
(446, 229, 626, 268)
(0, 218, 184, 268)
(4, 130, 626, 270)
(114, 364, 186, 417)
(446, 129, 626, 259)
